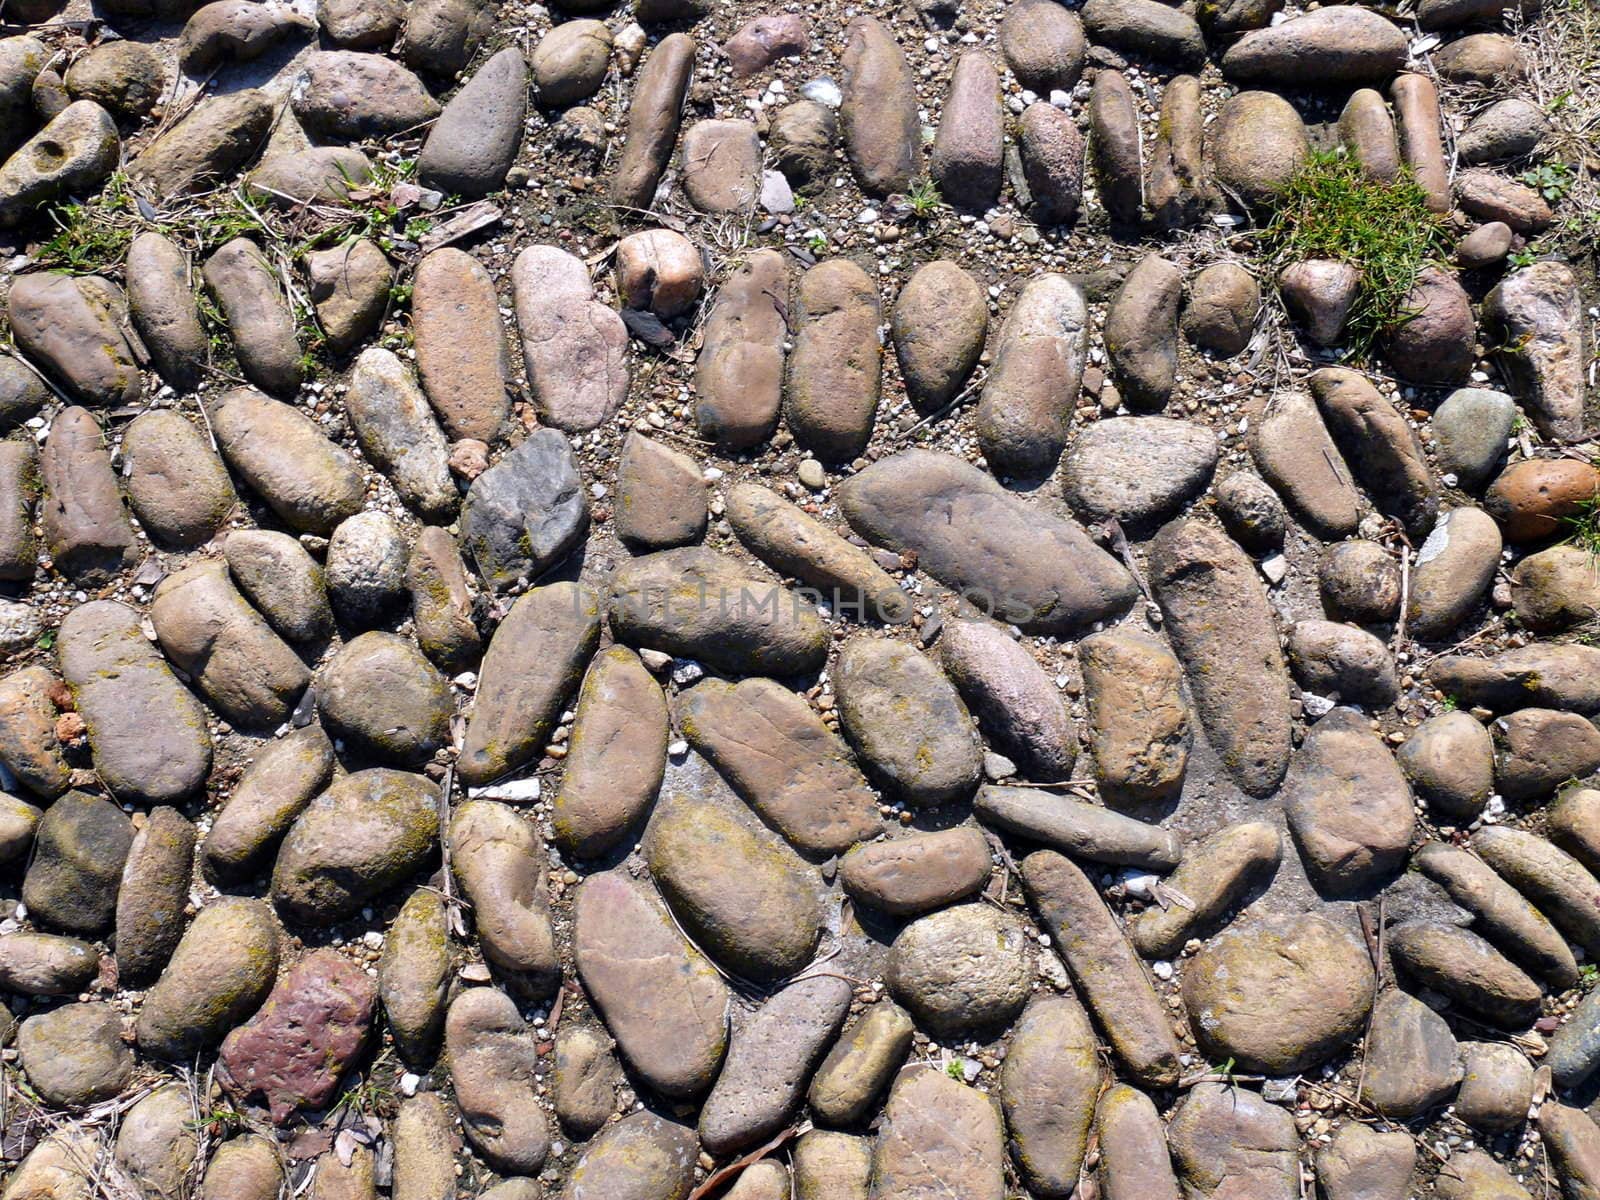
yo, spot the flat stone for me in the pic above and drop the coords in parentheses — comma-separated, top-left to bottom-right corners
(1486, 458, 1600, 543)
(1183, 262, 1262, 358)
(1129, 822, 1281, 958)
(1223, 5, 1406, 84)
(937, 620, 1074, 780)
(219, 949, 376, 1123)
(203, 238, 303, 395)
(932, 50, 1002, 210)
(1105, 255, 1183, 411)
(418, 47, 526, 197)
(271, 769, 440, 924)
(412, 248, 512, 442)
(608, 547, 829, 676)
(1089, 70, 1142, 225)
(888, 903, 1031, 1034)
(559, 1111, 698, 1200)
(1250, 390, 1360, 537)
(1023, 850, 1182, 1087)
(644, 792, 823, 982)
(0, 100, 117, 227)
(1097, 1084, 1181, 1200)
(204, 725, 334, 882)
(0, 668, 62, 799)
(677, 676, 881, 856)
(210, 387, 364, 534)
(345, 348, 456, 522)
(840, 449, 1137, 635)
(695, 249, 788, 449)
(449, 800, 558, 994)
(324, 512, 408, 624)
(460, 428, 589, 591)
(681, 118, 761, 213)
(1416, 841, 1576, 990)
(786, 258, 882, 462)
(1398, 711, 1495, 823)
(318, 632, 451, 764)
(1473, 825, 1600, 958)
(114, 807, 196, 984)
(114, 1085, 199, 1200)
(444, 987, 549, 1173)
(872, 1067, 1006, 1200)
(129, 88, 273, 196)
(511, 244, 629, 432)
(839, 17, 919, 194)
(1018, 100, 1084, 226)
(616, 433, 706, 548)
(0, 931, 94, 995)
(1000, 995, 1101, 1198)
(307, 238, 392, 354)
(1283, 707, 1415, 895)
(39, 406, 138, 582)
(1316, 1123, 1415, 1200)
(17, 1001, 133, 1107)
(1457, 169, 1552, 232)
(700, 975, 852, 1154)
(1360, 987, 1461, 1117)
(151, 559, 309, 729)
(136, 897, 279, 1060)
(1182, 912, 1374, 1074)
(1310, 367, 1438, 538)
(378, 888, 451, 1065)
(407, 525, 480, 671)
(836, 639, 980, 806)
(1434, 1152, 1535, 1200)
(552, 646, 667, 857)
(1511, 542, 1600, 633)
(727, 482, 910, 624)
(460, 582, 601, 786)
(1062, 416, 1218, 529)
(1168, 1084, 1298, 1200)
(1484, 261, 1586, 442)
(610, 33, 693, 209)
(976, 274, 1088, 475)
(401, 0, 494, 76)
(809, 1000, 915, 1126)
(532, 20, 611, 104)
(247, 146, 372, 206)
(1431, 643, 1600, 716)
(293, 51, 440, 140)
(1388, 921, 1541, 1028)
(1408, 507, 1502, 641)
(8, 274, 139, 407)
(1209, 90, 1309, 208)
(1148, 518, 1292, 797)
(1001, 0, 1085, 92)
(199, 1135, 282, 1200)
(392, 1093, 460, 1200)
(1457, 1042, 1535, 1131)
(553, 1025, 621, 1138)
(121, 410, 236, 548)
(59, 600, 212, 805)
(1286, 620, 1398, 707)
(723, 14, 808, 78)
(891, 260, 988, 413)
(1434, 388, 1515, 490)
(572, 871, 729, 1099)
(976, 784, 1181, 869)
(840, 827, 990, 916)
(1494, 706, 1600, 799)
(224, 529, 333, 642)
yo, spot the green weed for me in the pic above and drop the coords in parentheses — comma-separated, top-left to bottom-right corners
(1522, 160, 1576, 203)
(1261, 150, 1452, 360)
(38, 172, 138, 272)
(1562, 491, 1600, 557)
(906, 177, 942, 220)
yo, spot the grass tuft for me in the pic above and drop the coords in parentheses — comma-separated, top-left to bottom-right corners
(1260, 150, 1452, 360)
(1562, 491, 1600, 557)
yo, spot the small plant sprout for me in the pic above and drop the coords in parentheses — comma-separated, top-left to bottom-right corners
(906, 177, 943, 220)
(1521, 160, 1576, 203)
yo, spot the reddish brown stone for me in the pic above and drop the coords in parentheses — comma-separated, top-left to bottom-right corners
(218, 949, 376, 1123)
